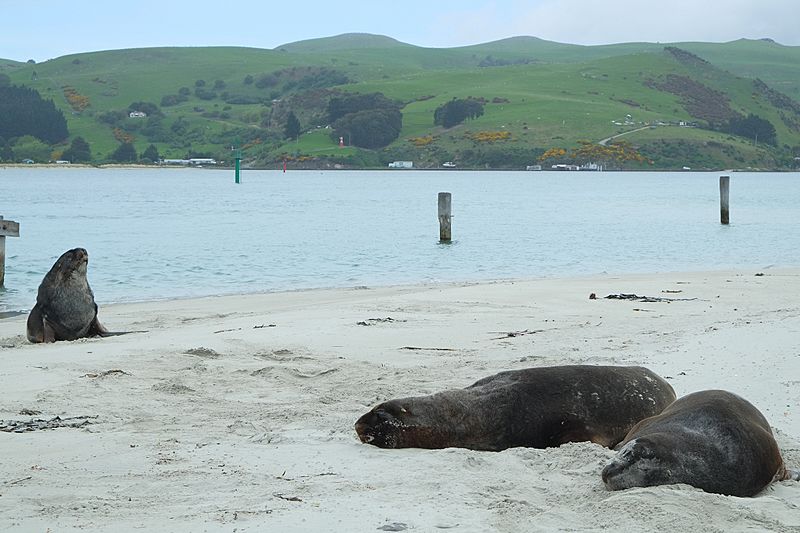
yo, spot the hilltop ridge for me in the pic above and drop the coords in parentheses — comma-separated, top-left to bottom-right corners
(2, 33, 799, 170)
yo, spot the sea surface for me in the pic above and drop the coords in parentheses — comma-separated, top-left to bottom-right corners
(1, 167, 799, 312)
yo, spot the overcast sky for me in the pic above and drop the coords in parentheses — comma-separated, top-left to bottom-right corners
(2, 0, 797, 63)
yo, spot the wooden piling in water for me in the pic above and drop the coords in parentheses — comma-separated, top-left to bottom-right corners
(0, 216, 21, 287)
(720, 176, 730, 225)
(438, 192, 452, 242)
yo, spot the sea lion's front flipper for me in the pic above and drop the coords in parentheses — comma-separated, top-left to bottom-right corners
(42, 321, 56, 343)
(26, 305, 56, 343)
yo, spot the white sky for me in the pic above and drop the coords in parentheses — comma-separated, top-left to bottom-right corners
(2, 0, 797, 62)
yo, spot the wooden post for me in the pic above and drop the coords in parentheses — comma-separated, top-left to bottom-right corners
(438, 192, 452, 242)
(0, 216, 21, 287)
(720, 176, 730, 225)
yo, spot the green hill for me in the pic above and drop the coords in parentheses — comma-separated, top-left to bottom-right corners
(276, 33, 413, 52)
(0, 58, 24, 73)
(3, 34, 800, 170)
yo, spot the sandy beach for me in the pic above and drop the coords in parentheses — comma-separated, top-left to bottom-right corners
(1, 269, 799, 532)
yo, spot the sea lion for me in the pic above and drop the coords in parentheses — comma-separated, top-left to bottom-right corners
(26, 248, 110, 343)
(602, 389, 800, 497)
(355, 365, 676, 451)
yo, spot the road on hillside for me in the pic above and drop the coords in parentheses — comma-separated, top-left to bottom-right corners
(598, 125, 655, 146)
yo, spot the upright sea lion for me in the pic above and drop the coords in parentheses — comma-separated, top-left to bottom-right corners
(26, 248, 110, 343)
(602, 389, 800, 497)
(355, 365, 676, 451)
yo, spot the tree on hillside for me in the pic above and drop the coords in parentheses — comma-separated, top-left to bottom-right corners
(12, 135, 51, 162)
(111, 142, 137, 162)
(0, 84, 69, 143)
(194, 87, 217, 100)
(324, 91, 402, 149)
(284, 111, 301, 140)
(96, 109, 128, 126)
(0, 136, 13, 162)
(160, 94, 188, 107)
(433, 98, 484, 128)
(61, 137, 92, 163)
(141, 144, 160, 162)
(331, 108, 402, 149)
(327, 92, 399, 123)
(726, 114, 777, 146)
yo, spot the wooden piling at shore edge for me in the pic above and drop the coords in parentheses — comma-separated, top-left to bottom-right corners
(0, 216, 21, 287)
(438, 192, 452, 242)
(720, 176, 730, 225)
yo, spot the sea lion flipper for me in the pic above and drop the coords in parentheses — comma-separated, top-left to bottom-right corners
(42, 321, 56, 343)
(88, 315, 109, 336)
(26, 304, 57, 343)
(782, 468, 800, 481)
(89, 315, 144, 338)
(26, 304, 46, 343)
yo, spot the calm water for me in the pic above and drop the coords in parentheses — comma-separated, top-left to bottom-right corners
(1, 167, 799, 312)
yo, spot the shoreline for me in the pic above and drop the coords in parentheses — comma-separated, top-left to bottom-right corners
(1, 269, 799, 531)
(3, 265, 793, 317)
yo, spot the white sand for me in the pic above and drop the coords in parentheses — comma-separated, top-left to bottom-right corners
(1, 270, 799, 532)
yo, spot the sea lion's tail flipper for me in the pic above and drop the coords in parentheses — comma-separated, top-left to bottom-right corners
(89, 316, 147, 338)
(89, 315, 109, 336)
(98, 330, 148, 337)
(776, 464, 800, 482)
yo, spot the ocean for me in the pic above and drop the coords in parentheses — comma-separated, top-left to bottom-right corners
(1, 167, 799, 312)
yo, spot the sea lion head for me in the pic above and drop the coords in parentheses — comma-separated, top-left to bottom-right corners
(602, 436, 675, 490)
(51, 247, 90, 280)
(355, 398, 450, 449)
(355, 400, 414, 448)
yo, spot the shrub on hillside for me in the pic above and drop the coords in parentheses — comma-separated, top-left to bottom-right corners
(331, 108, 402, 149)
(161, 94, 188, 107)
(434, 98, 485, 128)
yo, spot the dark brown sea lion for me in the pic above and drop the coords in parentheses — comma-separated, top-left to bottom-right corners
(355, 365, 676, 451)
(602, 389, 800, 497)
(26, 248, 110, 343)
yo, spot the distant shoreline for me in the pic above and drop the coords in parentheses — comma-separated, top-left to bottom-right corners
(2, 164, 797, 173)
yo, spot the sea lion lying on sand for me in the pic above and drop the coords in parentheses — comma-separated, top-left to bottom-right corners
(355, 365, 676, 451)
(26, 248, 114, 343)
(602, 389, 800, 497)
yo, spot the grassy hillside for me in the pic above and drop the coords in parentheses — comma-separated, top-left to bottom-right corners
(3, 34, 800, 170)
(0, 58, 24, 73)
